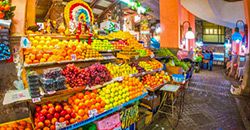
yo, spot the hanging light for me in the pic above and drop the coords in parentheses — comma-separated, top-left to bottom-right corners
(182, 21, 195, 39)
(232, 20, 245, 43)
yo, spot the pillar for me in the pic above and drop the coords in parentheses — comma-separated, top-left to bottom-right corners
(26, 0, 36, 28)
(11, 0, 27, 36)
(241, 0, 250, 95)
(180, 6, 196, 51)
(159, 0, 180, 48)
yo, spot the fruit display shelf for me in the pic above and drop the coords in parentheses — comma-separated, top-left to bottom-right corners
(60, 92, 148, 130)
(29, 68, 161, 104)
(26, 34, 90, 40)
(98, 49, 121, 53)
(23, 56, 116, 68)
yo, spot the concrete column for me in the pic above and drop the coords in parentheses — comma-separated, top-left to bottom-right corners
(11, 0, 27, 36)
(159, 0, 180, 48)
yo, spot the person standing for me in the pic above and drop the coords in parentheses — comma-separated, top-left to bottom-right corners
(208, 50, 214, 71)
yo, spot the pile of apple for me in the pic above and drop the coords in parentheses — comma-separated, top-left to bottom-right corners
(24, 37, 102, 64)
(121, 77, 145, 99)
(91, 40, 114, 51)
(61, 63, 112, 88)
(0, 120, 33, 130)
(142, 71, 171, 89)
(34, 102, 77, 129)
(111, 40, 128, 50)
(99, 82, 130, 110)
(105, 63, 138, 78)
(138, 61, 153, 71)
(147, 60, 163, 70)
(68, 91, 106, 121)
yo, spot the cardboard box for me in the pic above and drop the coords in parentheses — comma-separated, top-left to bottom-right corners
(140, 94, 161, 110)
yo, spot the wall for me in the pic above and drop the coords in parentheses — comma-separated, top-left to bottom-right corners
(180, 6, 195, 51)
(11, 0, 27, 35)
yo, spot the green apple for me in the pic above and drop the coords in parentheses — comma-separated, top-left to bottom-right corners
(110, 93, 115, 97)
(105, 94, 110, 99)
(109, 98, 114, 103)
(126, 97, 130, 102)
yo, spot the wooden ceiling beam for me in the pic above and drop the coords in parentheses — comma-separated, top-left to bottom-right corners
(93, 5, 106, 10)
(98, 0, 119, 20)
(90, 0, 100, 7)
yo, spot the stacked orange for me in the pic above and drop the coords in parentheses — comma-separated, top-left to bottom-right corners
(0, 120, 33, 130)
(68, 90, 106, 122)
(122, 77, 145, 99)
(24, 36, 102, 64)
(147, 60, 163, 70)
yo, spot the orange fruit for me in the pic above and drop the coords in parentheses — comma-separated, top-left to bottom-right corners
(83, 115, 88, 120)
(78, 109, 85, 116)
(76, 93, 84, 99)
(0, 11, 5, 19)
(78, 102, 85, 109)
(74, 99, 80, 105)
(4, 5, 10, 11)
(19, 120, 27, 126)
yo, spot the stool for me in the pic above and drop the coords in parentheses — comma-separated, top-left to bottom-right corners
(155, 84, 185, 128)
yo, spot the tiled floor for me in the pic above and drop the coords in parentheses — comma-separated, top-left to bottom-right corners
(145, 67, 246, 130)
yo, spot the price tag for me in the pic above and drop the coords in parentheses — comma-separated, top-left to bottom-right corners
(88, 109, 98, 117)
(20, 37, 31, 48)
(32, 97, 41, 103)
(129, 74, 133, 77)
(135, 55, 139, 60)
(150, 54, 155, 58)
(142, 72, 146, 75)
(47, 91, 56, 95)
(115, 77, 123, 81)
(71, 54, 77, 61)
(55, 122, 67, 129)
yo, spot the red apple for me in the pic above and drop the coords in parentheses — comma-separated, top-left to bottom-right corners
(47, 103, 54, 108)
(48, 107, 55, 114)
(44, 119, 51, 127)
(42, 105, 48, 110)
(60, 110, 67, 117)
(65, 120, 70, 125)
(37, 122, 44, 128)
(40, 109, 48, 115)
(46, 113, 53, 120)
(65, 114, 71, 120)
(54, 113, 60, 119)
(50, 125, 56, 130)
(36, 106, 42, 112)
(55, 105, 62, 112)
(39, 116, 45, 122)
(70, 113, 76, 118)
(59, 117, 65, 122)
(65, 108, 72, 114)
(51, 117, 57, 124)
(70, 118, 75, 124)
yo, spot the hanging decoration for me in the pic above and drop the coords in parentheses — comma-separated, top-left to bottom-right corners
(64, 0, 94, 36)
(120, 0, 151, 14)
(64, 0, 94, 25)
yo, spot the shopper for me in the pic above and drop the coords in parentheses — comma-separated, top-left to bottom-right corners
(208, 50, 214, 71)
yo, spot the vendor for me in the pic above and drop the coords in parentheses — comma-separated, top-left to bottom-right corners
(208, 50, 214, 71)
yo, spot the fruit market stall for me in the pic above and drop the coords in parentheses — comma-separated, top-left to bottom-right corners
(0, 0, 195, 129)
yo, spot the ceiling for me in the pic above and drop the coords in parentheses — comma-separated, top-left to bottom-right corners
(181, 0, 245, 28)
(35, 0, 160, 22)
